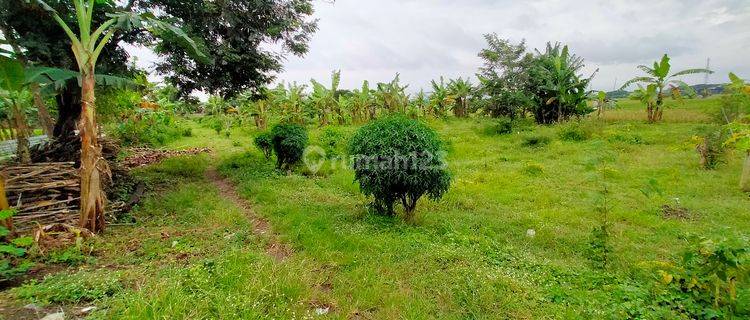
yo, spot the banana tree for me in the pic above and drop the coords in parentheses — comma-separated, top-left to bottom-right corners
(375, 74, 408, 114)
(272, 82, 306, 125)
(0, 25, 55, 136)
(0, 57, 32, 163)
(630, 84, 658, 121)
(350, 81, 372, 123)
(309, 70, 341, 126)
(595, 91, 607, 117)
(429, 77, 455, 118)
(621, 54, 712, 123)
(34, 0, 206, 233)
(412, 89, 429, 117)
(236, 91, 269, 130)
(448, 77, 473, 117)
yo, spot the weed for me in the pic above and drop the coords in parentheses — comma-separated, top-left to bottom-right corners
(14, 270, 124, 304)
(521, 134, 551, 147)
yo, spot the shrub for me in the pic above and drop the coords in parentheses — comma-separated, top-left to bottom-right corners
(318, 127, 349, 158)
(558, 122, 592, 141)
(694, 126, 727, 170)
(254, 132, 274, 160)
(654, 236, 750, 318)
(348, 116, 451, 218)
(112, 110, 185, 147)
(270, 123, 308, 170)
(489, 117, 514, 135)
(521, 134, 551, 147)
(1, 209, 34, 281)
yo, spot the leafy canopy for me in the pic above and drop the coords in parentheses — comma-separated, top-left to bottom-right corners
(348, 116, 451, 218)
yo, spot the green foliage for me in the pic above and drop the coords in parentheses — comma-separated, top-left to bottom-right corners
(475, 35, 535, 118)
(140, 0, 317, 99)
(254, 132, 273, 160)
(270, 123, 308, 170)
(557, 121, 593, 141)
(317, 126, 349, 158)
(96, 87, 141, 123)
(715, 73, 750, 124)
(694, 126, 727, 170)
(529, 42, 594, 124)
(428, 77, 454, 118)
(44, 246, 90, 266)
(348, 116, 451, 218)
(488, 117, 514, 135)
(112, 110, 186, 147)
(1, 209, 34, 282)
(654, 236, 750, 318)
(521, 134, 552, 147)
(621, 54, 712, 122)
(15, 270, 124, 304)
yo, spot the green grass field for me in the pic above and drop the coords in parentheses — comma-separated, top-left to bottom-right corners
(2, 96, 749, 319)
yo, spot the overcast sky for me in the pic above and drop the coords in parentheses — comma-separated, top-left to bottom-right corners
(129, 0, 750, 94)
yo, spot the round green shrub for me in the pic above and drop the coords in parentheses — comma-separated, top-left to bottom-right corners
(254, 132, 274, 160)
(348, 116, 451, 218)
(270, 123, 308, 170)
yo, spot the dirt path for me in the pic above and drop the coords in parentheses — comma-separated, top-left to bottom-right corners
(204, 168, 292, 261)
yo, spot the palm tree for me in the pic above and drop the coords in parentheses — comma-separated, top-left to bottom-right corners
(448, 77, 473, 117)
(621, 54, 712, 123)
(35, 0, 205, 232)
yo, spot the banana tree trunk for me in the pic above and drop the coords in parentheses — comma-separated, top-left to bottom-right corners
(741, 151, 750, 192)
(78, 66, 107, 233)
(11, 100, 31, 164)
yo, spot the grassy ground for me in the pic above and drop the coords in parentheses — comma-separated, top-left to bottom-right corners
(2, 97, 749, 319)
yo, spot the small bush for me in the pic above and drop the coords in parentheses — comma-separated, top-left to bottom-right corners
(694, 126, 727, 170)
(318, 127, 349, 158)
(1, 209, 34, 281)
(112, 111, 185, 147)
(349, 116, 451, 218)
(486, 117, 535, 135)
(254, 132, 274, 160)
(654, 236, 750, 318)
(521, 134, 552, 147)
(14, 270, 123, 304)
(489, 117, 514, 135)
(270, 123, 308, 170)
(558, 122, 592, 141)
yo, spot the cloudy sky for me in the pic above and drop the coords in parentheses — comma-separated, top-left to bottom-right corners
(130, 0, 750, 93)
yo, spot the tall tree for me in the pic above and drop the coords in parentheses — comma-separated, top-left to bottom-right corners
(35, 0, 205, 233)
(448, 77, 473, 117)
(1, 0, 137, 140)
(529, 42, 595, 124)
(621, 54, 712, 123)
(475, 34, 535, 119)
(139, 0, 318, 99)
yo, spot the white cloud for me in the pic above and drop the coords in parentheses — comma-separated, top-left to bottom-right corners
(129, 0, 750, 93)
